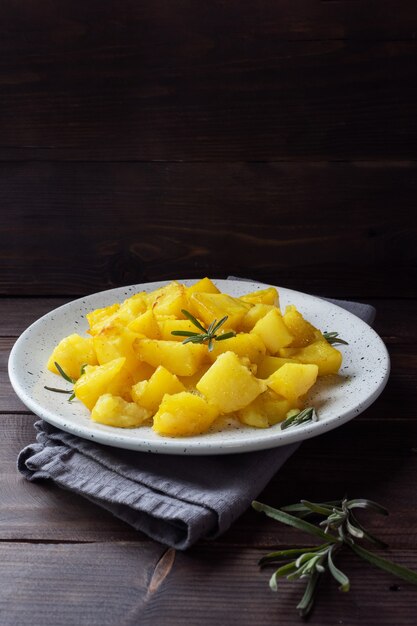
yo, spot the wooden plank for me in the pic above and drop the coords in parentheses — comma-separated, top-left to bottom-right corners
(140, 545, 417, 625)
(1, 162, 416, 297)
(0, 338, 27, 412)
(2, 542, 415, 625)
(0, 542, 168, 626)
(0, 298, 71, 336)
(2, 414, 417, 545)
(1, 5, 417, 162)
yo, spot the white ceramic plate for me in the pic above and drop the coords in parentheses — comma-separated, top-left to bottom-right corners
(8, 279, 390, 455)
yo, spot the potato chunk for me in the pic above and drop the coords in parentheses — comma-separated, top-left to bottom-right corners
(279, 340, 342, 376)
(153, 392, 219, 437)
(74, 357, 127, 410)
(91, 394, 151, 428)
(250, 309, 294, 353)
(257, 355, 300, 379)
(240, 287, 279, 307)
(196, 351, 266, 413)
(283, 305, 322, 347)
(189, 292, 251, 330)
(146, 281, 188, 319)
(131, 366, 185, 414)
(267, 363, 318, 403)
(207, 332, 266, 365)
(86, 303, 120, 335)
(186, 277, 220, 296)
(93, 324, 137, 369)
(158, 318, 199, 341)
(133, 338, 207, 376)
(239, 304, 277, 332)
(47, 334, 97, 380)
(128, 309, 161, 339)
(237, 389, 297, 428)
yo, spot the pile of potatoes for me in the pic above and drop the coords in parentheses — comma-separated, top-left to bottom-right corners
(46, 278, 343, 437)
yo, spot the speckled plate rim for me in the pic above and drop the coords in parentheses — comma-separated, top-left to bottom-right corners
(8, 279, 390, 455)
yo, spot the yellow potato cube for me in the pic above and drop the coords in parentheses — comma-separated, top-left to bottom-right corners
(283, 305, 322, 347)
(91, 394, 151, 428)
(251, 309, 294, 353)
(74, 357, 126, 410)
(158, 318, 199, 341)
(239, 304, 277, 332)
(153, 392, 219, 437)
(279, 340, 342, 376)
(207, 332, 266, 365)
(237, 389, 297, 428)
(189, 292, 251, 330)
(118, 293, 147, 324)
(237, 404, 269, 428)
(257, 355, 300, 379)
(47, 334, 98, 380)
(131, 366, 185, 414)
(147, 281, 188, 319)
(128, 309, 161, 339)
(86, 303, 120, 335)
(133, 338, 207, 376)
(186, 277, 220, 296)
(92, 324, 142, 376)
(258, 390, 299, 425)
(240, 287, 279, 307)
(267, 363, 318, 403)
(196, 351, 266, 413)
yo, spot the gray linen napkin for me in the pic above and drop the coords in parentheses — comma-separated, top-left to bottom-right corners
(17, 286, 375, 550)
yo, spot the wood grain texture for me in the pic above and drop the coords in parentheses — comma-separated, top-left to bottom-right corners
(2, 542, 415, 626)
(1, 2, 417, 161)
(0, 542, 167, 626)
(140, 546, 417, 625)
(2, 162, 416, 297)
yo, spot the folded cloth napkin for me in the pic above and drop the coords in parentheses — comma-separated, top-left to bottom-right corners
(17, 286, 375, 550)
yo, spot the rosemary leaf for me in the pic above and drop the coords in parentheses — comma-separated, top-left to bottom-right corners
(252, 501, 337, 543)
(328, 546, 350, 592)
(259, 547, 321, 566)
(255, 496, 417, 618)
(180, 309, 207, 332)
(172, 310, 235, 350)
(346, 499, 389, 516)
(296, 570, 322, 618)
(170, 330, 201, 337)
(323, 331, 349, 346)
(44, 386, 73, 394)
(54, 361, 76, 384)
(349, 543, 417, 586)
(211, 315, 229, 334)
(281, 407, 317, 430)
(215, 332, 237, 341)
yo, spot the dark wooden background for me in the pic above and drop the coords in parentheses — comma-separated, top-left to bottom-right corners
(2, 2, 417, 624)
(1, 1, 416, 298)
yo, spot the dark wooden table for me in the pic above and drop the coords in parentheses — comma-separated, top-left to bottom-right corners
(2, 2, 417, 624)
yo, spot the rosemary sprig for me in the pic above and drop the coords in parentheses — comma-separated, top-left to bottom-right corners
(44, 362, 86, 402)
(323, 331, 349, 346)
(281, 407, 318, 431)
(253, 497, 417, 618)
(171, 309, 236, 351)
